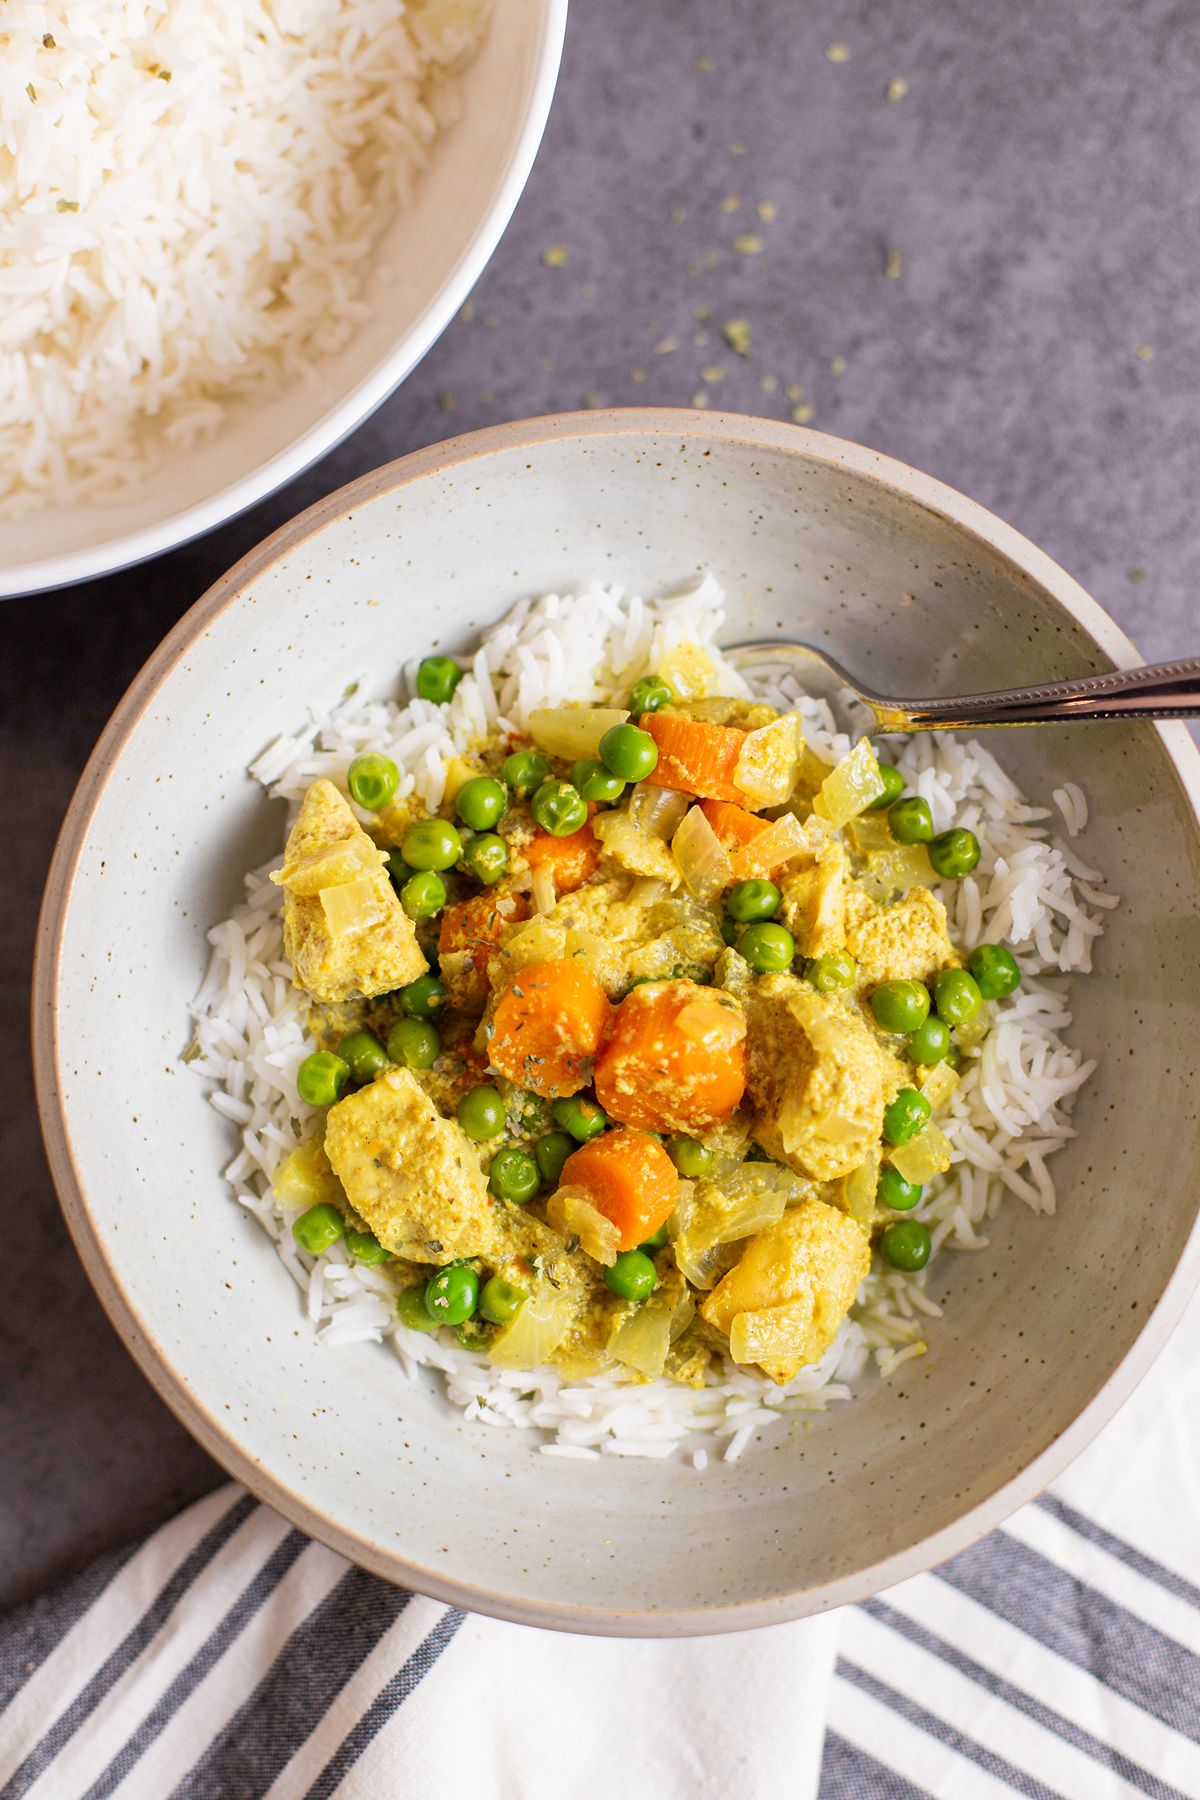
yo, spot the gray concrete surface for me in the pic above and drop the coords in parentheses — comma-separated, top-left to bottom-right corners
(2, 0, 1198, 1609)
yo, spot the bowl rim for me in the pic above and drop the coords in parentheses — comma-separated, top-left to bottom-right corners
(0, 0, 568, 601)
(32, 408, 1200, 1635)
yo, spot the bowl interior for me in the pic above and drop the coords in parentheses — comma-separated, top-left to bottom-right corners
(40, 416, 1200, 1631)
(0, 3, 562, 596)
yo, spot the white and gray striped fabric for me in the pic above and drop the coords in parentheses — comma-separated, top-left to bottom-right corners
(4, 1289, 1198, 1800)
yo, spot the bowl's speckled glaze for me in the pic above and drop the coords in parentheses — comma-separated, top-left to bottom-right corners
(33, 411, 1200, 1634)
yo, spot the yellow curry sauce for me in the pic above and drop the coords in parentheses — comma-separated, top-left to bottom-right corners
(267, 684, 1002, 1390)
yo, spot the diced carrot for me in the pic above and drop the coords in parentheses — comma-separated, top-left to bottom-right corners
(559, 1129, 680, 1252)
(524, 823, 599, 896)
(439, 891, 530, 961)
(594, 978, 747, 1133)
(643, 713, 747, 803)
(488, 959, 612, 1098)
(700, 797, 769, 853)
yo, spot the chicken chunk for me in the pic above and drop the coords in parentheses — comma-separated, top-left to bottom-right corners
(842, 883, 959, 989)
(744, 974, 904, 1180)
(701, 1198, 870, 1382)
(323, 1067, 498, 1262)
(779, 838, 847, 958)
(272, 780, 426, 1002)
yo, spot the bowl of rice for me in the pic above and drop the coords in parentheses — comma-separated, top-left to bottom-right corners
(0, 0, 566, 598)
(34, 410, 1200, 1633)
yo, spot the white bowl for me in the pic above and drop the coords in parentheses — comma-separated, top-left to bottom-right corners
(34, 411, 1200, 1634)
(0, 2, 566, 600)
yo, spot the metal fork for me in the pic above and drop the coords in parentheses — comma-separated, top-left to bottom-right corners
(726, 642, 1200, 730)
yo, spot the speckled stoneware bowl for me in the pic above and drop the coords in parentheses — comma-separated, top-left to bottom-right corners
(34, 410, 1200, 1635)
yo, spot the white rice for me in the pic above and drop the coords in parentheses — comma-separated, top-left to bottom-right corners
(189, 577, 1118, 1464)
(0, 0, 485, 517)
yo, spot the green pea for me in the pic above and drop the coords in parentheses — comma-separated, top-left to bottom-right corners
(297, 1050, 350, 1108)
(455, 776, 507, 831)
(346, 752, 399, 812)
(398, 870, 445, 921)
(879, 1219, 932, 1270)
(667, 1135, 713, 1177)
(479, 1276, 526, 1325)
(870, 980, 930, 1034)
(336, 1030, 390, 1083)
(386, 1017, 440, 1068)
(806, 952, 857, 992)
(401, 817, 463, 872)
(738, 921, 796, 973)
(604, 1249, 659, 1302)
(929, 827, 981, 879)
(425, 1265, 479, 1325)
(535, 1130, 576, 1183)
(968, 943, 1021, 999)
(397, 1285, 439, 1332)
(551, 1094, 608, 1143)
(453, 1317, 495, 1351)
(458, 1084, 506, 1141)
(878, 1167, 923, 1212)
(932, 968, 983, 1025)
(346, 1227, 390, 1264)
(462, 832, 509, 886)
(571, 758, 626, 804)
(530, 778, 588, 837)
(868, 763, 905, 809)
(488, 1147, 541, 1204)
(292, 1202, 345, 1255)
(720, 916, 741, 947)
(883, 1086, 932, 1146)
(398, 974, 447, 1019)
(502, 749, 551, 797)
(639, 1222, 670, 1251)
(415, 655, 463, 705)
(907, 1015, 950, 1066)
(888, 796, 934, 844)
(598, 722, 659, 782)
(726, 879, 782, 923)
(627, 674, 675, 716)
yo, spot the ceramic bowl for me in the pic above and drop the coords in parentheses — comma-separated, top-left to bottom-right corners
(0, 3, 566, 600)
(34, 410, 1200, 1634)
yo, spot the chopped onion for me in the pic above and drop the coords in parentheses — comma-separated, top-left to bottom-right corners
(863, 844, 936, 899)
(813, 739, 887, 829)
(733, 716, 802, 808)
(887, 1122, 953, 1185)
(672, 805, 734, 901)
(915, 1061, 960, 1112)
(487, 1285, 572, 1369)
(271, 1138, 342, 1212)
(546, 1186, 620, 1265)
(841, 1147, 881, 1227)
(319, 876, 388, 942)
(953, 1004, 992, 1052)
(610, 1302, 673, 1378)
(669, 1290, 696, 1343)
(729, 1297, 813, 1365)
(630, 782, 691, 840)
(530, 863, 556, 915)
(528, 706, 629, 762)
(728, 810, 812, 879)
(273, 835, 380, 895)
(628, 876, 668, 906)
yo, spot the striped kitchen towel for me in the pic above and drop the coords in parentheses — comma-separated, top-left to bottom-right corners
(3, 1286, 1198, 1800)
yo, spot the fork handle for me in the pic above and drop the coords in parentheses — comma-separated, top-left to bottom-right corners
(879, 658, 1200, 729)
